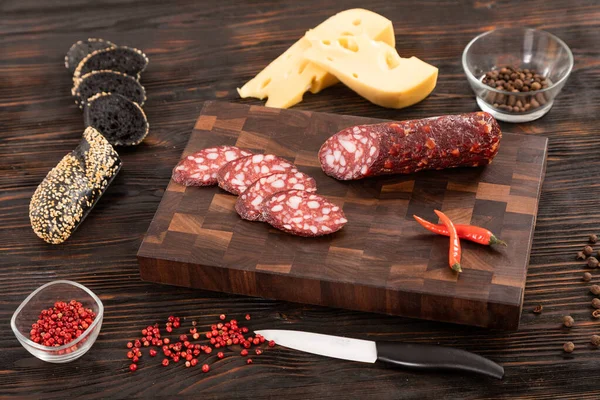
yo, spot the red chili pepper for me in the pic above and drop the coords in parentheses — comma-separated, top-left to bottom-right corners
(434, 210, 462, 273)
(413, 215, 506, 246)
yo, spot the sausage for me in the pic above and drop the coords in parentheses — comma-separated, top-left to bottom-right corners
(217, 154, 296, 195)
(319, 112, 502, 180)
(262, 190, 347, 237)
(172, 146, 252, 186)
(235, 171, 317, 221)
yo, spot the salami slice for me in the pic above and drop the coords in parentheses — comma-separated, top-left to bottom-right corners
(235, 172, 317, 221)
(217, 154, 296, 195)
(319, 112, 502, 180)
(262, 190, 347, 237)
(172, 146, 252, 186)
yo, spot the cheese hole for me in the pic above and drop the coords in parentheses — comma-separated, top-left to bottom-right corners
(326, 56, 334, 62)
(261, 78, 271, 89)
(340, 32, 354, 36)
(337, 37, 358, 52)
(385, 51, 400, 70)
(298, 60, 309, 74)
(352, 73, 358, 79)
(352, 19, 361, 26)
(322, 40, 331, 45)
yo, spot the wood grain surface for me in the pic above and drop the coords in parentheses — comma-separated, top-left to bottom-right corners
(1, 0, 599, 398)
(138, 101, 547, 330)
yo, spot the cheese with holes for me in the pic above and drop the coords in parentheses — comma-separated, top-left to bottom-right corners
(237, 9, 395, 109)
(304, 34, 438, 109)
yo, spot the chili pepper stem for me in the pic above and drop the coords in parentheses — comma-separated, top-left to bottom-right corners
(489, 235, 507, 246)
(451, 263, 462, 273)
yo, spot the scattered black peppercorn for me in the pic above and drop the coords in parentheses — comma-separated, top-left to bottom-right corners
(593, 309, 600, 319)
(533, 305, 543, 314)
(591, 335, 600, 347)
(563, 342, 575, 353)
(591, 285, 600, 295)
(584, 246, 594, 256)
(590, 234, 598, 244)
(583, 272, 593, 282)
(563, 315, 575, 327)
(592, 298, 600, 309)
(577, 251, 587, 260)
(588, 257, 599, 268)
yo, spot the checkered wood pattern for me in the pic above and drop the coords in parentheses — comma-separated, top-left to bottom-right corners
(138, 101, 548, 330)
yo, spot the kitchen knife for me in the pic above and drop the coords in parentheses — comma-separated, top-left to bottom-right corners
(255, 329, 504, 380)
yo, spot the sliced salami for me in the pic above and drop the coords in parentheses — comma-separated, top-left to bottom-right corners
(217, 154, 296, 195)
(262, 190, 347, 237)
(235, 172, 317, 221)
(319, 112, 502, 180)
(172, 146, 252, 186)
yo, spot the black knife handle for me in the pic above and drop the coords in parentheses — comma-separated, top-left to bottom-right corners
(376, 342, 504, 380)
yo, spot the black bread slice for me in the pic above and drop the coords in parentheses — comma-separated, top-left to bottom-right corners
(65, 38, 116, 74)
(74, 46, 148, 82)
(72, 70, 146, 108)
(29, 127, 121, 244)
(84, 92, 149, 146)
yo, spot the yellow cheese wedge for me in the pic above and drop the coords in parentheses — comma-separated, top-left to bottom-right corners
(237, 9, 395, 109)
(304, 34, 438, 109)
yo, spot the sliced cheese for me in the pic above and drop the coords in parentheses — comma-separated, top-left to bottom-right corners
(304, 34, 438, 109)
(237, 9, 395, 109)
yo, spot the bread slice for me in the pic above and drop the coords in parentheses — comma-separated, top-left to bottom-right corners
(72, 70, 146, 108)
(65, 38, 116, 74)
(84, 92, 149, 146)
(73, 46, 148, 82)
(29, 127, 121, 244)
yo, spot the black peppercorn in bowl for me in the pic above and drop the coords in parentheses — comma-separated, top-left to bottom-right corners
(462, 28, 573, 123)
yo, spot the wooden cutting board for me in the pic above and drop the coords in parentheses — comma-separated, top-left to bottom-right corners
(138, 101, 548, 330)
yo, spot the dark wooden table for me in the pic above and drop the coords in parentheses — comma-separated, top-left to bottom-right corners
(1, 0, 599, 398)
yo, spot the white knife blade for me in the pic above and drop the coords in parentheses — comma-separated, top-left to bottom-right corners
(255, 329, 377, 363)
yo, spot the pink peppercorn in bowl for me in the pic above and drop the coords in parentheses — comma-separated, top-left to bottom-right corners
(10, 280, 104, 363)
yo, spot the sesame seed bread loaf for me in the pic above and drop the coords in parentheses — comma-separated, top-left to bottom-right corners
(73, 46, 148, 82)
(83, 92, 149, 146)
(29, 127, 121, 244)
(65, 38, 116, 74)
(72, 70, 146, 108)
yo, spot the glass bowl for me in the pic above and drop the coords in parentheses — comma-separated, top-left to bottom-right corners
(10, 280, 103, 363)
(462, 28, 573, 123)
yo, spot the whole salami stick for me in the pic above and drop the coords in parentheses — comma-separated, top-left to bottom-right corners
(319, 112, 501, 180)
